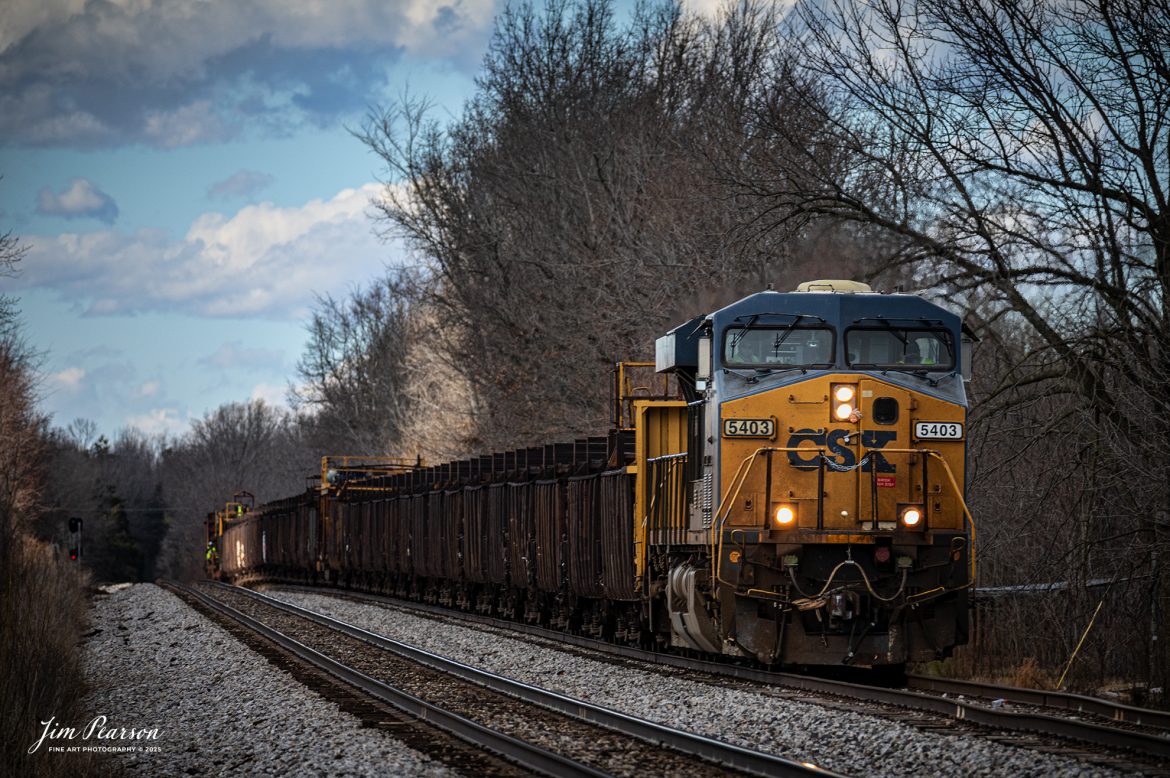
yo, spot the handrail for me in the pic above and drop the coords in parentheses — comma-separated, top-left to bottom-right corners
(639, 453, 688, 591)
(875, 448, 977, 586)
(707, 446, 977, 589)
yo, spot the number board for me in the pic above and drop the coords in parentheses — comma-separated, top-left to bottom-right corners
(914, 421, 963, 440)
(722, 418, 776, 439)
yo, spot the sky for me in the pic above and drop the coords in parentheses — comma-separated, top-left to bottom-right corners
(0, 0, 507, 439)
(0, 0, 721, 441)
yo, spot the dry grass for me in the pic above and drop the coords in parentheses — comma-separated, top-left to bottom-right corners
(1003, 656, 1056, 690)
(916, 653, 1058, 690)
(0, 526, 118, 777)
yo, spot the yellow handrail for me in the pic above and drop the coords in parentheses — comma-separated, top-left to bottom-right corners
(707, 446, 978, 588)
(877, 448, 977, 586)
(320, 455, 422, 493)
(709, 447, 814, 586)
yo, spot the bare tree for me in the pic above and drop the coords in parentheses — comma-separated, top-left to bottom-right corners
(290, 275, 418, 455)
(747, 0, 1170, 692)
(1, 179, 29, 337)
(63, 417, 98, 450)
(360, 0, 843, 449)
(0, 340, 46, 545)
(0, 210, 42, 557)
(157, 400, 315, 578)
(0, 227, 22, 274)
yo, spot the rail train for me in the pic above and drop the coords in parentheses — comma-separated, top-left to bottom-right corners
(206, 280, 975, 668)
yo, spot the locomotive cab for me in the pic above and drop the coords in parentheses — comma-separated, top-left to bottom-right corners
(654, 281, 974, 667)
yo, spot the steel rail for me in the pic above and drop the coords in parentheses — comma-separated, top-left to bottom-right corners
(263, 582, 1170, 760)
(206, 581, 840, 778)
(904, 674, 1170, 731)
(165, 581, 607, 778)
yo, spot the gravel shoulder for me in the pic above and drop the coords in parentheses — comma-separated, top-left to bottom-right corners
(77, 583, 453, 777)
(266, 589, 1131, 778)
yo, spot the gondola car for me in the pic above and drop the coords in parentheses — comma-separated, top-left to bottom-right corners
(213, 280, 975, 668)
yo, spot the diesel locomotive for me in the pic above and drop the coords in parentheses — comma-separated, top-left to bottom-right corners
(207, 280, 975, 668)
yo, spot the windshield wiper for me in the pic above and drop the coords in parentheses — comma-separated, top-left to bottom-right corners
(723, 364, 829, 383)
(728, 314, 760, 355)
(729, 312, 829, 361)
(849, 363, 942, 387)
(883, 367, 937, 385)
(734, 312, 828, 323)
(769, 316, 806, 354)
(869, 319, 909, 346)
(723, 367, 776, 384)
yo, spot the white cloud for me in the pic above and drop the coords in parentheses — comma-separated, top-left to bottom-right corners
(136, 381, 161, 398)
(397, 0, 498, 60)
(36, 178, 119, 223)
(18, 183, 401, 319)
(0, 0, 497, 146)
(2, 0, 476, 79)
(208, 170, 276, 200)
(250, 381, 288, 408)
(142, 100, 232, 148)
(680, 0, 797, 19)
(681, 0, 729, 18)
(126, 407, 188, 437)
(50, 366, 86, 392)
(0, 83, 116, 145)
(199, 341, 285, 370)
(0, 0, 85, 54)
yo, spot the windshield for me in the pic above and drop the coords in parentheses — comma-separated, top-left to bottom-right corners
(723, 326, 833, 367)
(845, 327, 955, 370)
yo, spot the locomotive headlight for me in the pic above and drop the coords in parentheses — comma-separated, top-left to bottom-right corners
(773, 503, 798, 526)
(831, 384, 858, 422)
(900, 505, 923, 527)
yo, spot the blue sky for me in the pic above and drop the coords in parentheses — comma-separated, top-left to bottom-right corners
(0, 0, 502, 438)
(0, 0, 718, 440)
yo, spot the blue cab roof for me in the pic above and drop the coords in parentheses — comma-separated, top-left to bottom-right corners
(709, 290, 961, 335)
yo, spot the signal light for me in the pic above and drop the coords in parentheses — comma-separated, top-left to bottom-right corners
(900, 505, 923, 527)
(68, 517, 83, 533)
(69, 547, 78, 561)
(831, 384, 859, 422)
(773, 503, 797, 526)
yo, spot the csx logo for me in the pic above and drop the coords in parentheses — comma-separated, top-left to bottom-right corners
(786, 429, 896, 471)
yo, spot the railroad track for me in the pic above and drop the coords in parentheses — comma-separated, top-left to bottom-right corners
(904, 674, 1170, 730)
(261, 582, 1170, 773)
(165, 580, 838, 777)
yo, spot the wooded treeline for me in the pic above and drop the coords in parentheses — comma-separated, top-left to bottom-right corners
(356, 0, 1168, 699)
(4, 0, 1166, 705)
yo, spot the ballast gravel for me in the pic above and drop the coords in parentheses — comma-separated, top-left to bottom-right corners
(76, 583, 452, 777)
(267, 589, 1129, 778)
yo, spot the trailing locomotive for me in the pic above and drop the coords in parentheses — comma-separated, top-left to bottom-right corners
(207, 281, 975, 668)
